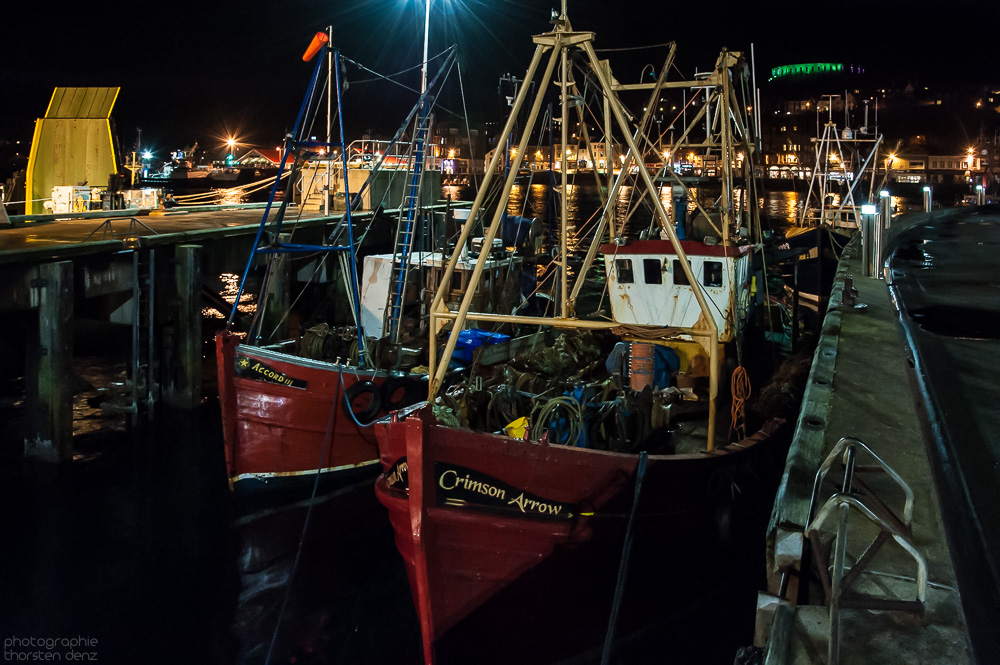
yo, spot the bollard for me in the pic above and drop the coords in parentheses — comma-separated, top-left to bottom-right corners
(873, 211, 884, 279)
(860, 205, 877, 277)
(879, 190, 891, 228)
(976, 184, 986, 206)
(922, 186, 932, 212)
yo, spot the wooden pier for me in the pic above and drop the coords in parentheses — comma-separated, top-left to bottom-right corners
(1, 202, 454, 461)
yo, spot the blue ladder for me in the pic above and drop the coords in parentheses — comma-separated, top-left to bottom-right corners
(384, 105, 432, 343)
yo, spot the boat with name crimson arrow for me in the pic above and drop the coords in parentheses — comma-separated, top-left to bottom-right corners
(371, 6, 797, 663)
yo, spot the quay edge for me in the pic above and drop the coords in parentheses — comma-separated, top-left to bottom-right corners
(755, 208, 984, 664)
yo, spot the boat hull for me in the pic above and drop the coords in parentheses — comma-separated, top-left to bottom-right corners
(373, 404, 786, 664)
(216, 331, 425, 496)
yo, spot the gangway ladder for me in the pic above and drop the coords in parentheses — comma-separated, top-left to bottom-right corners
(130, 248, 156, 425)
(384, 106, 432, 343)
(805, 436, 927, 665)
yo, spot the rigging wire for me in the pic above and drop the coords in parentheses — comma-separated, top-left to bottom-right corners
(342, 46, 453, 87)
(456, 61, 481, 193)
(342, 47, 464, 120)
(594, 42, 674, 53)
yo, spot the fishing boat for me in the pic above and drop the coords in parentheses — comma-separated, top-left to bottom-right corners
(215, 31, 472, 497)
(372, 6, 793, 663)
(762, 95, 884, 333)
(797, 94, 884, 231)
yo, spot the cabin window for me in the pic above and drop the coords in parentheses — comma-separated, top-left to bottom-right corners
(643, 259, 662, 284)
(703, 261, 723, 287)
(615, 259, 634, 284)
(672, 259, 691, 286)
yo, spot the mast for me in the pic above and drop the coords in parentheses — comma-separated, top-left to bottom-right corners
(421, 0, 430, 94)
(325, 25, 333, 217)
(559, 2, 569, 317)
(720, 50, 733, 244)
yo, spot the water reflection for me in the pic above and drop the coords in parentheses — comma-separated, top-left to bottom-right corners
(72, 356, 128, 437)
(763, 191, 802, 225)
(445, 181, 915, 245)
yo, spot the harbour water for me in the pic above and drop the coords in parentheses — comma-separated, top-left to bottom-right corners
(0, 394, 770, 664)
(886, 212, 1000, 661)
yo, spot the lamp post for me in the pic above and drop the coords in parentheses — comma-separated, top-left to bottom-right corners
(421, 0, 430, 94)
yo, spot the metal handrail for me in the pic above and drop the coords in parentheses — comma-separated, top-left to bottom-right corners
(804, 436, 926, 665)
(806, 492, 928, 665)
(807, 435, 914, 527)
(82, 217, 159, 244)
(806, 493, 928, 604)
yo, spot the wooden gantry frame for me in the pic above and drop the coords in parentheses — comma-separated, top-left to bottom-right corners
(426, 2, 760, 449)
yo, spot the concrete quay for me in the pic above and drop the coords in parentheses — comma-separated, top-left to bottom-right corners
(756, 210, 991, 664)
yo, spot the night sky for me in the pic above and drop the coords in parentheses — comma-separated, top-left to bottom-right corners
(2, 0, 998, 161)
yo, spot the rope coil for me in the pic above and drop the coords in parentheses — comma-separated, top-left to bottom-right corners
(729, 365, 751, 441)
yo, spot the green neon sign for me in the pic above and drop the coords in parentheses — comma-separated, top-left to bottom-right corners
(770, 63, 847, 79)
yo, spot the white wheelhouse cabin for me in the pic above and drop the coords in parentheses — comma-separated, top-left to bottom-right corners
(601, 238, 752, 343)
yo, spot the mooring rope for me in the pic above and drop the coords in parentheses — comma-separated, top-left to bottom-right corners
(600, 450, 649, 665)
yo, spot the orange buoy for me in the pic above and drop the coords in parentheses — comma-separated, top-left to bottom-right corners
(302, 31, 329, 62)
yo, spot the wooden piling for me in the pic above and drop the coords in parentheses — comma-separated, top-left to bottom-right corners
(25, 261, 74, 461)
(164, 244, 203, 410)
(262, 233, 291, 342)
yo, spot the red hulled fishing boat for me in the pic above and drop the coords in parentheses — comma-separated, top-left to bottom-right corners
(373, 7, 791, 663)
(215, 34, 461, 496)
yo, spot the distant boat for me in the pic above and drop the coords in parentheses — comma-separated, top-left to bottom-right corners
(208, 167, 241, 182)
(168, 166, 210, 180)
(797, 96, 884, 231)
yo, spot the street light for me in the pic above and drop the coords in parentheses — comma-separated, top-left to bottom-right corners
(421, 0, 430, 93)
